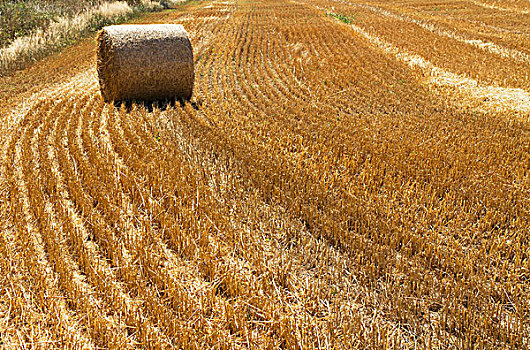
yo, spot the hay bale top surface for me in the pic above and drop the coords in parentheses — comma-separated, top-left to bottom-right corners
(102, 24, 188, 43)
(97, 24, 194, 102)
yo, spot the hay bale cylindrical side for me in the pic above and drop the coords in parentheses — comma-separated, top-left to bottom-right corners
(97, 24, 194, 102)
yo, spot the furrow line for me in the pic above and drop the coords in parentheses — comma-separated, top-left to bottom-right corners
(352, 2, 530, 65)
(306, 2, 530, 116)
(162, 96, 420, 347)
(34, 98, 135, 349)
(93, 101, 247, 344)
(165, 0, 528, 344)
(51, 92, 169, 348)
(74, 100, 214, 346)
(8, 100, 97, 349)
(468, 0, 530, 14)
(108, 101, 262, 347)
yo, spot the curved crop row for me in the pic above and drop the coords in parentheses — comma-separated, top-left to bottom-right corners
(1, 0, 529, 349)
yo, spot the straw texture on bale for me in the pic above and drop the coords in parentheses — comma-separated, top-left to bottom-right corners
(97, 24, 194, 102)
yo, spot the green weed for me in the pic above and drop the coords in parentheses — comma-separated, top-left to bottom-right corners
(327, 12, 353, 24)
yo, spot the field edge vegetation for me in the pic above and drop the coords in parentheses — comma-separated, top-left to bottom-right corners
(0, 0, 183, 76)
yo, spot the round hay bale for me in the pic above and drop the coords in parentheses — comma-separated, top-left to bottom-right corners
(97, 24, 194, 102)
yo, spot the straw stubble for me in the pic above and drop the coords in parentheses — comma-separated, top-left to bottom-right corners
(97, 24, 194, 102)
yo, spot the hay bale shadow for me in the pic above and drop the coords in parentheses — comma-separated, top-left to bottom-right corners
(112, 98, 201, 113)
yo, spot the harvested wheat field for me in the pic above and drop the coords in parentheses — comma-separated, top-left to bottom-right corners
(0, 0, 529, 348)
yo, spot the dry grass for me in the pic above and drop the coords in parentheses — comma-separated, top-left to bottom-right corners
(0, 0, 168, 76)
(0, 0, 529, 349)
